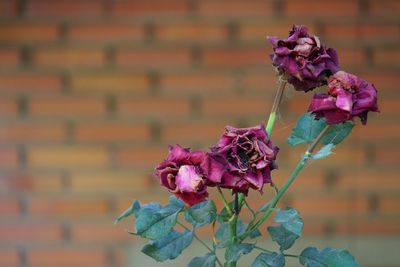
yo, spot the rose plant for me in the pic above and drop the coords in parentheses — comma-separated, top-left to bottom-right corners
(115, 25, 379, 267)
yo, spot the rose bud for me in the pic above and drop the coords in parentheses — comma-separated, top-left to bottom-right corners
(268, 25, 339, 92)
(155, 145, 211, 206)
(308, 71, 379, 125)
(207, 125, 279, 194)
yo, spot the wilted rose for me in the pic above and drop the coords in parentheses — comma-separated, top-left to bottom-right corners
(207, 125, 279, 194)
(155, 145, 210, 206)
(268, 25, 339, 92)
(308, 71, 379, 124)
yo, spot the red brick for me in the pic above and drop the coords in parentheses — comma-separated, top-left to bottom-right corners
(324, 24, 358, 40)
(68, 23, 144, 42)
(352, 123, 399, 141)
(0, 197, 20, 216)
(29, 197, 109, 216)
(284, 0, 359, 16)
(198, 0, 274, 16)
(0, 249, 19, 267)
(75, 122, 149, 142)
(115, 48, 191, 67)
(70, 171, 150, 193)
(0, 148, 18, 168)
(0, 223, 63, 243)
(375, 146, 400, 165)
(360, 71, 399, 89)
(71, 73, 149, 93)
(28, 146, 109, 168)
(32, 48, 105, 68)
(28, 248, 107, 267)
(118, 97, 191, 118)
(359, 24, 399, 40)
(0, 73, 62, 92)
(30, 97, 106, 117)
(71, 223, 131, 243)
(161, 72, 234, 94)
(0, 99, 18, 117)
(242, 71, 280, 93)
(369, 0, 400, 16)
(26, 0, 103, 17)
(335, 47, 366, 67)
(336, 170, 400, 192)
(379, 196, 400, 215)
(117, 146, 167, 167)
(203, 47, 268, 66)
(0, 173, 63, 192)
(0, 23, 58, 43)
(156, 22, 228, 43)
(0, 48, 19, 66)
(112, 0, 188, 15)
(202, 97, 271, 117)
(0, 122, 65, 142)
(374, 47, 400, 66)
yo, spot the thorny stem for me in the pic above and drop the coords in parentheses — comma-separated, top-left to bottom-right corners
(266, 79, 287, 136)
(239, 125, 331, 241)
(177, 221, 223, 267)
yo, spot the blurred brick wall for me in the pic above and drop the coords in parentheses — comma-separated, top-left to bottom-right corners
(0, 0, 399, 266)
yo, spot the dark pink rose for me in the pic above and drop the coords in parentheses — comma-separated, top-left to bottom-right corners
(268, 25, 339, 92)
(155, 145, 210, 206)
(207, 125, 279, 194)
(308, 71, 379, 124)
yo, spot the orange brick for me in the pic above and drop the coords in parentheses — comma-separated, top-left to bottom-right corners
(70, 171, 150, 193)
(0, 122, 65, 142)
(360, 71, 399, 89)
(68, 23, 144, 42)
(0, 148, 18, 168)
(75, 122, 149, 142)
(203, 47, 268, 66)
(0, 197, 20, 216)
(292, 194, 369, 216)
(353, 123, 399, 141)
(369, 0, 400, 16)
(348, 221, 400, 235)
(0, 99, 18, 117)
(284, 0, 359, 16)
(374, 47, 400, 66)
(118, 97, 191, 118)
(242, 71, 280, 93)
(198, 0, 274, 16)
(0, 173, 63, 192)
(115, 48, 192, 67)
(375, 146, 400, 165)
(380, 196, 400, 215)
(202, 97, 270, 117)
(0, 73, 62, 92)
(71, 73, 149, 93)
(117, 146, 167, 167)
(161, 72, 234, 94)
(28, 248, 107, 267)
(28, 146, 109, 168)
(324, 24, 357, 40)
(32, 48, 105, 68)
(359, 24, 399, 40)
(30, 97, 106, 117)
(156, 22, 228, 42)
(0, 48, 19, 66)
(336, 170, 400, 192)
(0, 223, 63, 243)
(0, 23, 58, 43)
(29, 197, 109, 216)
(26, 0, 103, 17)
(0, 249, 19, 267)
(0, 0, 17, 17)
(71, 223, 131, 243)
(335, 47, 365, 67)
(112, 0, 188, 15)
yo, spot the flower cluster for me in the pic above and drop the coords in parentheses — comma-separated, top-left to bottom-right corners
(155, 125, 279, 205)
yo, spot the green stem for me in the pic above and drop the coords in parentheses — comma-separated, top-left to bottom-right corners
(244, 198, 256, 218)
(217, 187, 233, 217)
(266, 79, 287, 136)
(284, 253, 300, 258)
(177, 221, 223, 267)
(239, 125, 331, 241)
(254, 246, 274, 253)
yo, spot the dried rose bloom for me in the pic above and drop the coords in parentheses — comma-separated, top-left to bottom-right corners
(308, 71, 379, 125)
(207, 125, 279, 194)
(155, 145, 210, 206)
(268, 25, 339, 92)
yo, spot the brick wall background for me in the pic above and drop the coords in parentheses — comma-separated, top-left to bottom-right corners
(0, 0, 399, 266)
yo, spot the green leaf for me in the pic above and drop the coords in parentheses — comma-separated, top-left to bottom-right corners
(217, 200, 244, 223)
(188, 253, 216, 267)
(251, 252, 285, 267)
(312, 144, 335, 160)
(114, 200, 140, 224)
(299, 247, 361, 267)
(321, 121, 354, 145)
(215, 220, 246, 248)
(225, 243, 255, 264)
(249, 228, 262, 238)
(268, 207, 304, 251)
(141, 230, 193, 262)
(288, 113, 326, 146)
(185, 200, 217, 228)
(136, 197, 185, 240)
